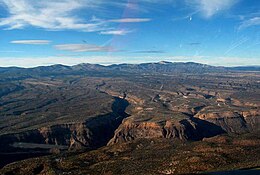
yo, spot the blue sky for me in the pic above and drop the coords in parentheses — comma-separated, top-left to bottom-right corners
(0, 0, 259, 67)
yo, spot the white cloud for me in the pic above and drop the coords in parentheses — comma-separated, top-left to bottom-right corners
(186, 0, 238, 18)
(239, 17, 260, 30)
(108, 18, 151, 23)
(100, 29, 132, 35)
(54, 44, 113, 52)
(0, 0, 153, 32)
(0, 0, 107, 31)
(11, 40, 51, 45)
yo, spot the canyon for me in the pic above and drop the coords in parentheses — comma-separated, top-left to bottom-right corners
(0, 62, 259, 174)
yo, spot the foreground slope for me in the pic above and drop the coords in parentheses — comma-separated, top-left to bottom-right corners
(1, 134, 260, 175)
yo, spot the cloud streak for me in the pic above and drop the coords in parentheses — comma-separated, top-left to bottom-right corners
(100, 29, 132, 35)
(224, 37, 249, 55)
(54, 44, 113, 52)
(11, 40, 51, 45)
(239, 17, 260, 30)
(108, 18, 151, 23)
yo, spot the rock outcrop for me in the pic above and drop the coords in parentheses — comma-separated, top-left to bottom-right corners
(195, 110, 260, 133)
(108, 115, 225, 145)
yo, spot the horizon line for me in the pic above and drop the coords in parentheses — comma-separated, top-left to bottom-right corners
(1, 61, 260, 69)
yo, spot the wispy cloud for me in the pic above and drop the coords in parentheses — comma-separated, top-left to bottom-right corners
(11, 40, 51, 45)
(239, 17, 260, 30)
(54, 44, 113, 52)
(100, 29, 132, 35)
(0, 0, 105, 31)
(107, 18, 151, 23)
(0, 0, 153, 33)
(186, 0, 239, 18)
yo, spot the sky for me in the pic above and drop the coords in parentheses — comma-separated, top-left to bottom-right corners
(0, 0, 259, 67)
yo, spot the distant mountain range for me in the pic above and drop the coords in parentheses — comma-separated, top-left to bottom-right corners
(0, 61, 259, 82)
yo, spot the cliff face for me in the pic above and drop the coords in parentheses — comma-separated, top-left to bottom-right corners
(0, 97, 130, 152)
(0, 113, 120, 152)
(39, 123, 91, 150)
(195, 110, 260, 133)
(107, 107, 259, 146)
(108, 120, 163, 145)
(108, 116, 226, 145)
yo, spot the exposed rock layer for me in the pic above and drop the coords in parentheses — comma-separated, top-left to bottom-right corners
(195, 110, 260, 133)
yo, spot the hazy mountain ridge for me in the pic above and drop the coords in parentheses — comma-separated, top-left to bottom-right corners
(1, 62, 259, 79)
